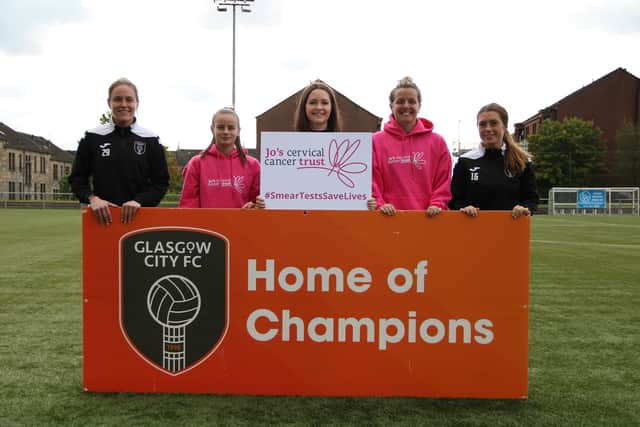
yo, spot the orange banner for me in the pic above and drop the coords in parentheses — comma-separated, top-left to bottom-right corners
(83, 209, 529, 398)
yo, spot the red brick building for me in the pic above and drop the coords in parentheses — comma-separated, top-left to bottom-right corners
(255, 80, 382, 159)
(514, 67, 640, 169)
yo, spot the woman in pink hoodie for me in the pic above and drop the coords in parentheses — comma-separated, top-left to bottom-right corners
(179, 108, 263, 209)
(367, 77, 452, 216)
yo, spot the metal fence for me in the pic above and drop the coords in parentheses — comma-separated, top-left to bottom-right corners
(548, 187, 640, 215)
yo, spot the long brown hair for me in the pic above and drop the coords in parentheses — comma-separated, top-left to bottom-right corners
(293, 80, 343, 131)
(477, 103, 530, 175)
(200, 107, 247, 165)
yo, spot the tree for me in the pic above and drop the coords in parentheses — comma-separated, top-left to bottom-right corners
(58, 175, 72, 196)
(615, 122, 640, 186)
(100, 111, 112, 125)
(528, 118, 607, 195)
(164, 146, 183, 194)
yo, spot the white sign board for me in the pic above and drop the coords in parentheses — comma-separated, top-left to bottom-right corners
(260, 132, 372, 210)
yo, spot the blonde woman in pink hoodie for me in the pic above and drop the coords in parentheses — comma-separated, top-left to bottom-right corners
(367, 77, 452, 216)
(179, 108, 264, 209)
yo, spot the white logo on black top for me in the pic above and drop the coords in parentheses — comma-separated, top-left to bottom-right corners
(100, 142, 111, 158)
(469, 166, 480, 182)
(134, 141, 146, 155)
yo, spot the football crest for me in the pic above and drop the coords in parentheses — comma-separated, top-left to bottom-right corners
(134, 140, 146, 155)
(119, 227, 228, 375)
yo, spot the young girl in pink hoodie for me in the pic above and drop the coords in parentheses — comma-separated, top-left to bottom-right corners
(367, 77, 452, 216)
(179, 108, 263, 209)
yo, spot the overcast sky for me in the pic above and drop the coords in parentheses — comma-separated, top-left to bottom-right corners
(1, 0, 639, 152)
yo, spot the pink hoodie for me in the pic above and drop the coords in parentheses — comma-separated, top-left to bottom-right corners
(372, 115, 452, 210)
(179, 145, 260, 208)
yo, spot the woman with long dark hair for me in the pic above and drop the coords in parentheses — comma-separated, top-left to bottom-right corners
(449, 103, 539, 218)
(293, 80, 343, 132)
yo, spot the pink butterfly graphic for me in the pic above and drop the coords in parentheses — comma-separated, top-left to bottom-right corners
(297, 138, 368, 188)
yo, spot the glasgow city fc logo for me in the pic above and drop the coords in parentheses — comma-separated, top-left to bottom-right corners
(119, 227, 228, 376)
(134, 140, 146, 155)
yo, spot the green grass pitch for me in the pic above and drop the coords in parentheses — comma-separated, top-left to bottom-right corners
(0, 210, 638, 426)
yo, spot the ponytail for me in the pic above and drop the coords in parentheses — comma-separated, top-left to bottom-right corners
(503, 131, 529, 176)
(235, 138, 247, 166)
(200, 139, 215, 159)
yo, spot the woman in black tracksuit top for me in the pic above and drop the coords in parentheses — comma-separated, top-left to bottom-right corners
(449, 103, 538, 219)
(69, 78, 169, 226)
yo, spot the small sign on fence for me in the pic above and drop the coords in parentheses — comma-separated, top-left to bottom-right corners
(577, 189, 606, 209)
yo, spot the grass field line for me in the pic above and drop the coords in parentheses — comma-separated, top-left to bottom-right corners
(531, 239, 640, 248)
(537, 220, 640, 229)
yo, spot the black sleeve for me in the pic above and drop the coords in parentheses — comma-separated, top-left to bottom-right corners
(68, 135, 93, 204)
(449, 160, 468, 210)
(133, 141, 169, 207)
(519, 162, 539, 214)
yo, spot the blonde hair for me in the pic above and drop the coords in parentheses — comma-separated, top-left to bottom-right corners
(108, 77, 139, 102)
(389, 76, 422, 104)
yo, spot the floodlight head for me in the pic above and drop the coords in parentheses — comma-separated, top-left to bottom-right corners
(217, 6, 228, 12)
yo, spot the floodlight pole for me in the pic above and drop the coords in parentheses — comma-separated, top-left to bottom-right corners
(214, 0, 255, 108)
(458, 119, 461, 154)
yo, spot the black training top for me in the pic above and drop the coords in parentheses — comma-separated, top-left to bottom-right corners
(449, 146, 539, 212)
(69, 120, 169, 206)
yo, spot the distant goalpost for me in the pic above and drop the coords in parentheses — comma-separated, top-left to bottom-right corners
(548, 187, 640, 215)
